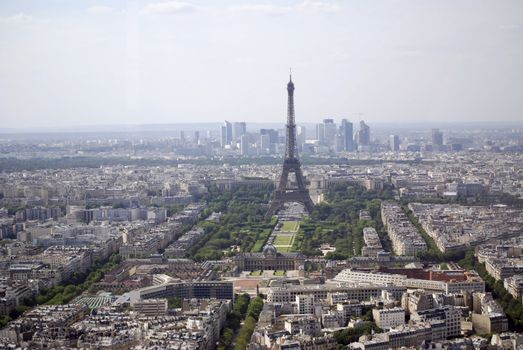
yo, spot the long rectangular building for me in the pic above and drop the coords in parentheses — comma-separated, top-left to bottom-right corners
(334, 269, 485, 294)
(267, 283, 406, 304)
(129, 281, 234, 303)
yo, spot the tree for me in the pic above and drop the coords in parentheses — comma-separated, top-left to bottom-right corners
(247, 296, 264, 320)
(235, 316, 257, 350)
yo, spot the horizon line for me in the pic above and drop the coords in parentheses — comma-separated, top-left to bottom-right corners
(1, 120, 523, 135)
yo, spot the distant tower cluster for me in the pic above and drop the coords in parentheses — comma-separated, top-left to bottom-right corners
(314, 117, 374, 152)
(170, 102, 453, 156)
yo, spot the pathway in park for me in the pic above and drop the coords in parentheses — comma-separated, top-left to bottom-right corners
(271, 220, 298, 253)
(266, 202, 307, 253)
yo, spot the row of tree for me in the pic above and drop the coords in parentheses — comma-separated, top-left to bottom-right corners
(400, 204, 469, 263)
(459, 251, 523, 331)
(217, 293, 264, 350)
(234, 296, 264, 350)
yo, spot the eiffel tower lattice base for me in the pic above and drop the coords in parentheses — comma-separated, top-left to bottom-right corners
(265, 158, 315, 220)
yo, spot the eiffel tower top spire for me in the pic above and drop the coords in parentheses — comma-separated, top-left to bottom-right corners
(287, 70, 294, 92)
(286, 72, 296, 159)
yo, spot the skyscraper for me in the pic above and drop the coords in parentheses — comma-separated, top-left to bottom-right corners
(260, 134, 270, 154)
(240, 134, 249, 156)
(323, 118, 337, 148)
(297, 126, 306, 149)
(432, 128, 443, 146)
(220, 126, 227, 147)
(260, 128, 279, 144)
(335, 131, 345, 152)
(224, 120, 233, 144)
(341, 119, 354, 151)
(316, 123, 325, 145)
(358, 120, 371, 146)
(390, 134, 400, 151)
(233, 122, 247, 140)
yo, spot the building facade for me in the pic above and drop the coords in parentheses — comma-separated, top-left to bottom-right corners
(233, 245, 305, 271)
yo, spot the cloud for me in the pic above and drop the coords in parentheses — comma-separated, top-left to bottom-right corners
(297, 0, 340, 13)
(228, 4, 291, 15)
(228, 1, 340, 15)
(139, 1, 340, 16)
(0, 13, 33, 24)
(498, 24, 521, 32)
(395, 47, 422, 57)
(87, 6, 114, 14)
(142, 1, 201, 14)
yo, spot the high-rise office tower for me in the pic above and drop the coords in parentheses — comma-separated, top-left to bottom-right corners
(220, 126, 227, 147)
(341, 119, 354, 151)
(194, 131, 200, 145)
(432, 128, 443, 146)
(224, 120, 233, 144)
(260, 134, 270, 153)
(265, 74, 314, 219)
(323, 118, 337, 148)
(180, 130, 185, 141)
(260, 128, 279, 144)
(390, 134, 400, 151)
(316, 123, 325, 145)
(240, 134, 249, 156)
(335, 131, 345, 152)
(297, 126, 306, 148)
(233, 122, 247, 140)
(358, 120, 371, 146)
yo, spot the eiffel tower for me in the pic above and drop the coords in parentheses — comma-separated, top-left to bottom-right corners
(265, 74, 315, 219)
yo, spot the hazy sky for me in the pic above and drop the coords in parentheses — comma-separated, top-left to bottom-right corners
(1, 0, 522, 128)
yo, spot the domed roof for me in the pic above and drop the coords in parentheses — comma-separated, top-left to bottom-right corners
(263, 244, 278, 256)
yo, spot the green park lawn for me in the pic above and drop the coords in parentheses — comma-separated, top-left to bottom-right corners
(276, 246, 291, 253)
(251, 229, 272, 252)
(273, 235, 294, 246)
(281, 221, 299, 232)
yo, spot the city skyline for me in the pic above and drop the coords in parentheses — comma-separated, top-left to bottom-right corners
(1, 0, 523, 128)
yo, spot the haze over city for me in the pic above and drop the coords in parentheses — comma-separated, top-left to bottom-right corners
(1, 0, 523, 129)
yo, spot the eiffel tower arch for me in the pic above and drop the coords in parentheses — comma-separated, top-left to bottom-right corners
(265, 75, 315, 220)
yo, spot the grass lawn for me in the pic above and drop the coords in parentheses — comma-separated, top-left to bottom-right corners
(274, 235, 293, 246)
(250, 270, 262, 276)
(251, 229, 272, 252)
(274, 270, 285, 276)
(281, 221, 299, 232)
(251, 240, 265, 253)
(277, 246, 291, 253)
